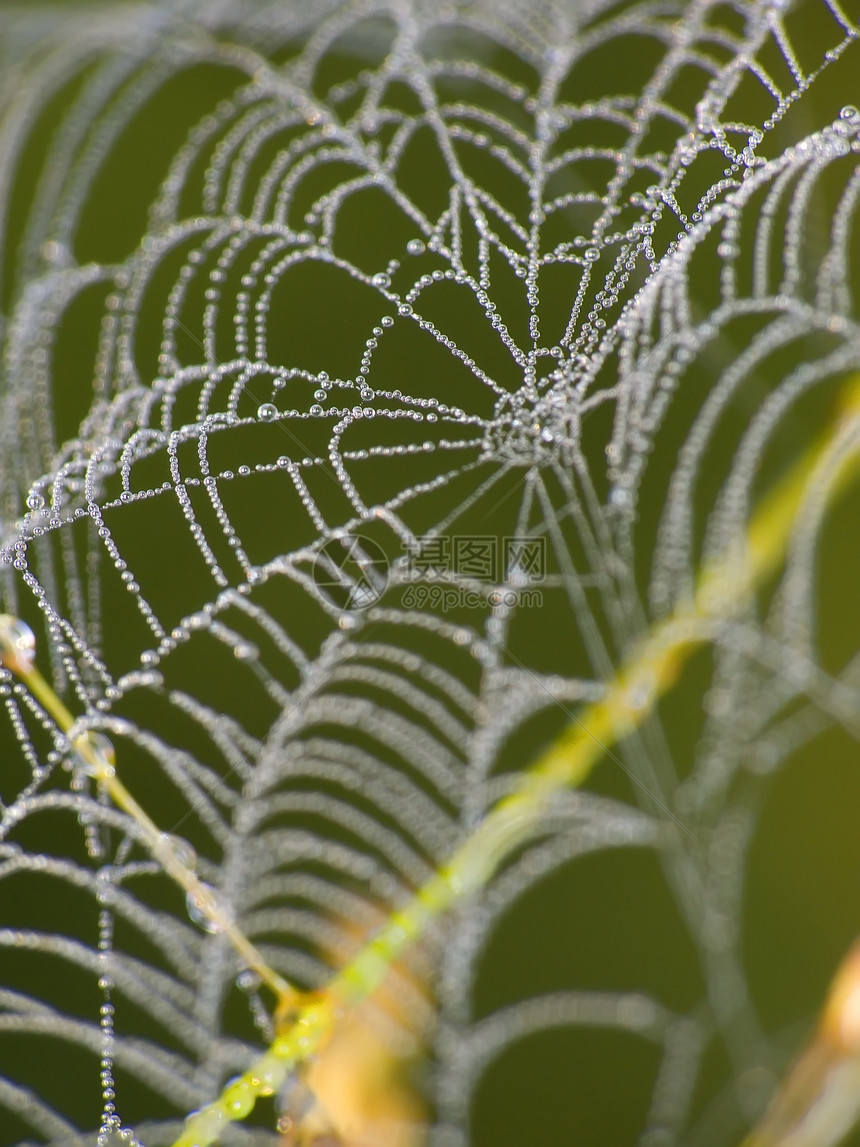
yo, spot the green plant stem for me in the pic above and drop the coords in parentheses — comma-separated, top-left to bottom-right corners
(0, 638, 295, 1005)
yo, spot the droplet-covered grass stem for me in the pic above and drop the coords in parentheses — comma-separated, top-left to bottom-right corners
(3, 376, 860, 1147)
(0, 615, 296, 1007)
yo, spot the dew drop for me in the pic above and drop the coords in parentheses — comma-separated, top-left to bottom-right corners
(0, 615, 36, 671)
(95, 866, 116, 906)
(371, 272, 390, 288)
(78, 732, 116, 779)
(222, 1077, 255, 1119)
(257, 403, 278, 422)
(236, 969, 261, 992)
(406, 238, 425, 255)
(159, 832, 197, 871)
(186, 883, 227, 933)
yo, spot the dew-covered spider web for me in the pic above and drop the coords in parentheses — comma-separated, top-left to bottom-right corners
(1, 0, 860, 1143)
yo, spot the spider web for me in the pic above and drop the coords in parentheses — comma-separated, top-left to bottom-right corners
(1, 0, 860, 1143)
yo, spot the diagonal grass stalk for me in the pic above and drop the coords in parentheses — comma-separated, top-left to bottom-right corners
(0, 622, 296, 1006)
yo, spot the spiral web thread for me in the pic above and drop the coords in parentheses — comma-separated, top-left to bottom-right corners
(0, 0, 859, 1143)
